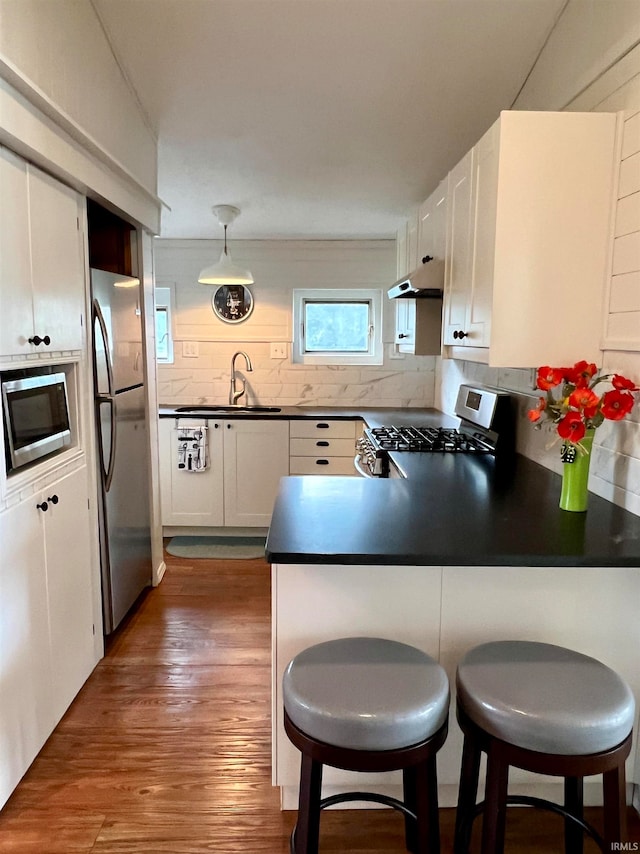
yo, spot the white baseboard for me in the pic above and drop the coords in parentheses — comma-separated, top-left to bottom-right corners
(154, 559, 167, 585)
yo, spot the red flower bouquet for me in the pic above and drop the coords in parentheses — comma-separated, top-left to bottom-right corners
(528, 360, 638, 450)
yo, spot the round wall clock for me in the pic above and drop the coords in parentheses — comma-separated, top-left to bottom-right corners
(212, 285, 254, 323)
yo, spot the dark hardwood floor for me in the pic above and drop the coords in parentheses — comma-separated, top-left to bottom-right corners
(0, 549, 638, 852)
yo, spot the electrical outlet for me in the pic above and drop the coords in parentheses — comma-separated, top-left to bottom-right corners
(270, 342, 287, 359)
(183, 341, 199, 358)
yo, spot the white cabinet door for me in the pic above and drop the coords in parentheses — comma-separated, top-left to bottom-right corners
(0, 148, 85, 357)
(442, 150, 474, 345)
(441, 111, 616, 366)
(0, 497, 53, 809)
(489, 111, 616, 367)
(159, 419, 225, 526)
(0, 465, 96, 810)
(466, 120, 499, 348)
(0, 147, 34, 356)
(223, 420, 289, 527)
(41, 467, 96, 724)
(397, 180, 448, 355)
(406, 211, 419, 273)
(394, 298, 413, 348)
(28, 165, 85, 352)
(418, 179, 447, 268)
(396, 225, 408, 279)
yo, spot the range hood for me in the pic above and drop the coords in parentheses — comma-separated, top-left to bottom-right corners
(387, 255, 444, 299)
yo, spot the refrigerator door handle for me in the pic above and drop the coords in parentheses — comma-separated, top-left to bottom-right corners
(93, 298, 118, 492)
(92, 298, 115, 397)
(97, 394, 117, 492)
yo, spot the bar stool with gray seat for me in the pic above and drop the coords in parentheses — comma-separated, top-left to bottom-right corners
(454, 640, 635, 854)
(283, 636, 450, 854)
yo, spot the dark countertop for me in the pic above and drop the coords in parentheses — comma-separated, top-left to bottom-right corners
(160, 404, 367, 420)
(158, 404, 460, 426)
(265, 454, 640, 567)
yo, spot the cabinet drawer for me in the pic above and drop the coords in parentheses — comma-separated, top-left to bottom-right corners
(290, 437, 355, 457)
(289, 420, 357, 440)
(290, 456, 356, 476)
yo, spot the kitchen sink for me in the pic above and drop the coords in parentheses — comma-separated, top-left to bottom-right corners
(174, 405, 282, 413)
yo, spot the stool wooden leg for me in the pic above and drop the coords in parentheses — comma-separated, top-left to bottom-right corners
(602, 761, 627, 850)
(403, 757, 440, 854)
(420, 755, 441, 854)
(454, 732, 482, 854)
(294, 753, 323, 854)
(481, 742, 509, 854)
(563, 776, 584, 854)
(403, 766, 418, 853)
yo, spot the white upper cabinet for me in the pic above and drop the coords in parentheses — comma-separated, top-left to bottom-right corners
(394, 182, 447, 356)
(418, 179, 447, 270)
(442, 111, 618, 367)
(0, 147, 85, 357)
(396, 225, 408, 279)
(442, 150, 474, 345)
(406, 211, 419, 275)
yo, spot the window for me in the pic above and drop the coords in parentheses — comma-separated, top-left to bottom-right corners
(155, 287, 174, 363)
(292, 289, 383, 365)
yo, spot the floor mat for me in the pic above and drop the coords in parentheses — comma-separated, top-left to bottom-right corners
(166, 536, 266, 560)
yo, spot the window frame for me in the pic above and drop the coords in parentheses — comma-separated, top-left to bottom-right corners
(155, 286, 175, 364)
(292, 288, 383, 366)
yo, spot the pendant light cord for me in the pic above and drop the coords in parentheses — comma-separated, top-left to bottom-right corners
(223, 224, 229, 256)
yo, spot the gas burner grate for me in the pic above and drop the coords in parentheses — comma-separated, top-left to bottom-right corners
(368, 426, 494, 454)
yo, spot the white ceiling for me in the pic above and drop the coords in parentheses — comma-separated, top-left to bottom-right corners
(93, 0, 566, 240)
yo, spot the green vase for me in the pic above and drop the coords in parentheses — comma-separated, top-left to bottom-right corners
(559, 429, 594, 513)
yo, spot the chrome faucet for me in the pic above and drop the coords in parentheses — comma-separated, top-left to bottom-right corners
(229, 351, 253, 405)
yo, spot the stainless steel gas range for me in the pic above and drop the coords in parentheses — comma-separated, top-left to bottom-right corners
(354, 385, 514, 478)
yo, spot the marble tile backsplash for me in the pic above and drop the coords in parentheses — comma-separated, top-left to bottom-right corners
(438, 356, 640, 516)
(158, 341, 437, 409)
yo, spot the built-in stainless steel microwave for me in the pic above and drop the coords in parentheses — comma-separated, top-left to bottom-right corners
(2, 371, 71, 473)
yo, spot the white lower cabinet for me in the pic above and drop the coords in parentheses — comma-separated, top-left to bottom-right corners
(159, 419, 225, 526)
(160, 417, 290, 528)
(0, 465, 96, 809)
(289, 419, 358, 476)
(223, 420, 290, 526)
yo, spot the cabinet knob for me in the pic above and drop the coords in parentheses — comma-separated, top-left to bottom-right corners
(226, 423, 231, 429)
(37, 501, 49, 512)
(398, 333, 409, 339)
(422, 255, 434, 264)
(453, 330, 468, 340)
(47, 495, 59, 505)
(29, 335, 51, 346)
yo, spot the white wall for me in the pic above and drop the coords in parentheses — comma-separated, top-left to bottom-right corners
(0, 0, 157, 195)
(155, 239, 438, 408)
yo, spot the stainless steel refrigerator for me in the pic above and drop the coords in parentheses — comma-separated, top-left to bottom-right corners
(91, 268, 152, 634)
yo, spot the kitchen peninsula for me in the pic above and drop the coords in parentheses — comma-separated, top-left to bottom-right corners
(266, 459, 640, 810)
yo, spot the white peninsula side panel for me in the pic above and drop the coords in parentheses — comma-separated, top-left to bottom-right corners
(272, 563, 640, 810)
(271, 563, 443, 810)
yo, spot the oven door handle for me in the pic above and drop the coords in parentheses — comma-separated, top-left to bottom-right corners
(353, 453, 375, 478)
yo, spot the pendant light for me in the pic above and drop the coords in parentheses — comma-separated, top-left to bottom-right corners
(198, 205, 254, 285)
